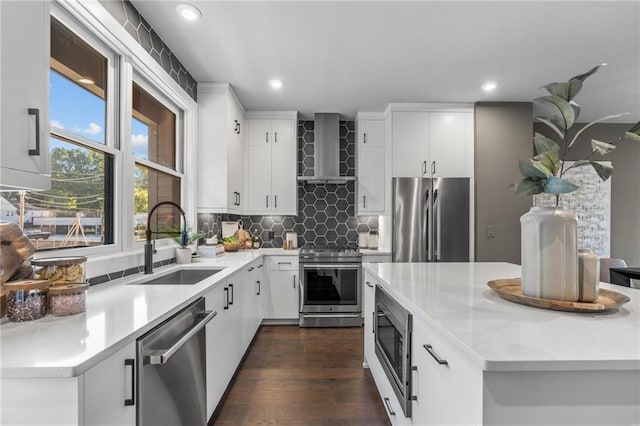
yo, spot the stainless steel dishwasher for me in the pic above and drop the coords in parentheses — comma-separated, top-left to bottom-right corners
(137, 298, 216, 426)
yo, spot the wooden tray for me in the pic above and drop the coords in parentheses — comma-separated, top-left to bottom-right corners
(487, 278, 631, 313)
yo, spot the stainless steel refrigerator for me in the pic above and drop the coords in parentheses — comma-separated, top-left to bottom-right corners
(392, 177, 470, 262)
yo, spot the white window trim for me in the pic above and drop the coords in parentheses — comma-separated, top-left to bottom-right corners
(43, 1, 198, 275)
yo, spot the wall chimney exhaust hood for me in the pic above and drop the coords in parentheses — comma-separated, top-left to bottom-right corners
(297, 113, 356, 184)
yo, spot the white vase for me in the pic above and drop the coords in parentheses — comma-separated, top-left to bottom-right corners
(520, 206, 578, 301)
(176, 247, 192, 264)
(578, 248, 600, 302)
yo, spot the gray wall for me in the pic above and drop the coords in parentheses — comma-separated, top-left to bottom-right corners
(536, 123, 640, 265)
(475, 103, 533, 263)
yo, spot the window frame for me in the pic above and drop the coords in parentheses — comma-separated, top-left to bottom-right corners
(43, 2, 198, 260)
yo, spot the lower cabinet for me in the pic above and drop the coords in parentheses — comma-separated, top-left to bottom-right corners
(363, 271, 481, 426)
(84, 342, 137, 425)
(266, 256, 299, 319)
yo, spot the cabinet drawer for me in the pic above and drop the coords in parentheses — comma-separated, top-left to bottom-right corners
(267, 256, 298, 271)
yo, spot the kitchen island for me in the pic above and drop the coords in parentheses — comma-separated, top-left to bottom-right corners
(363, 262, 640, 426)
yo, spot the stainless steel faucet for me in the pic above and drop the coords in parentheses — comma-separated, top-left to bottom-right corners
(145, 201, 188, 274)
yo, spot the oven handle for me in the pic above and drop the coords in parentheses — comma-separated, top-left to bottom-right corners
(303, 264, 361, 270)
(147, 311, 217, 365)
(301, 313, 361, 318)
(299, 274, 304, 311)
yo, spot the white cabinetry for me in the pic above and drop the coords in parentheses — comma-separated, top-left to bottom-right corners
(246, 116, 297, 215)
(356, 117, 386, 214)
(84, 342, 137, 426)
(391, 107, 473, 179)
(266, 256, 299, 320)
(197, 83, 246, 213)
(0, 0, 51, 190)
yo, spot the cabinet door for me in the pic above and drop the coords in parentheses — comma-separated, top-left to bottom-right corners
(204, 282, 228, 418)
(392, 112, 429, 178)
(0, 1, 50, 190)
(359, 120, 385, 147)
(363, 274, 376, 366)
(248, 118, 271, 146)
(268, 270, 299, 319)
(271, 142, 297, 214)
(227, 97, 245, 212)
(247, 145, 272, 212)
(271, 119, 296, 147)
(429, 112, 469, 177)
(84, 341, 136, 426)
(358, 146, 385, 214)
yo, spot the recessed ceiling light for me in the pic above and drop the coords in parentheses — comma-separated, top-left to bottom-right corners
(176, 4, 202, 21)
(77, 78, 94, 85)
(268, 79, 284, 89)
(482, 81, 497, 92)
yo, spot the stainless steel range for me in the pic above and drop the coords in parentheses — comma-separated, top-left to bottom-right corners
(299, 245, 362, 327)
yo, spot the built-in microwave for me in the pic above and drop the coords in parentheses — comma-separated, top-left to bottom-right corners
(374, 286, 413, 418)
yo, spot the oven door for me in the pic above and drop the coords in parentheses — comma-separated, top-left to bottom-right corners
(300, 263, 362, 313)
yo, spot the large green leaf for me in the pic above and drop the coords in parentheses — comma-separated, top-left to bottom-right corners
(519, 160, 549, 180)
(534, 151, 561, 176)
(625, 132, 640, 142)
(542, 81, 583, 102)
(533, 133, 560, 155)
(534, 95, 575, 130)
(514, 178, 544, 195)
(589, 161, 613, 181)
(591, 139, 616, 155)
(570, 63, 606, 83)
(534, 116, 564, 139)
(570, 101, 581, 122)
(568, 113, 630, 148)
(625, 121, 640, 141)
(543, 176, 579, 194)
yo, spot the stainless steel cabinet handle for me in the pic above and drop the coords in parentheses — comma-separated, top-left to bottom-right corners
(148, 311, 217, 365)
(237, 192, 240, 206)
(363, 195, 366, 209)
(423, 344, 448, 365)
(422, 160, 427, 175)
(274, 131, 278, 143)
(266, 195, 269, 208)
(256, 280, 261, 295)
(28, 108, 40, 156)
(224, 287, 229, 309)
(383, 397, 396, 416)
(274, 195, 278, 209)
(293, 274, 296, 289)
(266, 132, 269, 143)
(229, 283, 234, 305)
(410, 366, 418, 401)
(365, 281, 373, 288)
(363, 132, 367, 144)
(432, 160, 436, 175)
(278, 262, 292, 265)
(124, 359, 135, 406)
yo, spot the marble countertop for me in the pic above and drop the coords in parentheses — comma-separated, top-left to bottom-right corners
(365, 262, 640, 372)
(0, 249, 297, 379)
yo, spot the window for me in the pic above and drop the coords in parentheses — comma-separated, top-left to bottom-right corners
(132, 82, 182, 241)
(13, 17, 114, 250)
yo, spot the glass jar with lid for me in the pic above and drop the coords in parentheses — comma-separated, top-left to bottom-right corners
(5, 279, 52, 322)
(49, 283, 89, 316)
(32, 256, 87, 285)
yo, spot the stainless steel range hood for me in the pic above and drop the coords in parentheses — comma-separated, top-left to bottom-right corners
(297, 113, 356, 184)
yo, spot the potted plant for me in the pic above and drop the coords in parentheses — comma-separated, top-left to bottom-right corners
(514, 64, 640, 301)
(173, 228, 203, 264)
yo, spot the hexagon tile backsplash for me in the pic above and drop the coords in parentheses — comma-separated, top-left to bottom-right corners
(197, 121, 379, 248)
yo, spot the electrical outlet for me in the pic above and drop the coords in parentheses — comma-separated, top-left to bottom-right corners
(487, 225, 496, 238)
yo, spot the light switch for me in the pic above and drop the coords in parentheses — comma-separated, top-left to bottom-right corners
(487, 225, 496, 238)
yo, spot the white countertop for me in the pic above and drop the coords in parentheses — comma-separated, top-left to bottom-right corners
(0, 249, 297, 379)
(365, 262, 640, 372)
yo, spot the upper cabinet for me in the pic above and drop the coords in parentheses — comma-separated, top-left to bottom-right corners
(391, 106, 474, 178)
(356, 116, 386, 215)
(245, 115, 297, 215)
(0, 1, 51, 190)
(197, 84, 246, 213)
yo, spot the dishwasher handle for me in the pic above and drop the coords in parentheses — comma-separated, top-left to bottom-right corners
(148, 310, 217, 365)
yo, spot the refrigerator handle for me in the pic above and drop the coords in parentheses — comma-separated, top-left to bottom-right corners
(433, 188, 440, 261)
(424, 188, 431, 262)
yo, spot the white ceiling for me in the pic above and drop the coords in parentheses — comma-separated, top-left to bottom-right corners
(132, 1, 640, 122)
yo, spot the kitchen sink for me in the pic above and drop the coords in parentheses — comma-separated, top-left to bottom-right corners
(135, 268, 224, 285)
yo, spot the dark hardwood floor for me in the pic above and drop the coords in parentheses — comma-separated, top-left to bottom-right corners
(212, 325, 391, 426)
